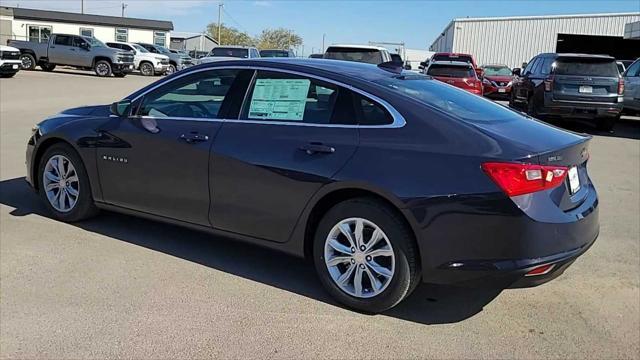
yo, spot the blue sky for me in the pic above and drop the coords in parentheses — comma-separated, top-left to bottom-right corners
(5, 0, 640, 55)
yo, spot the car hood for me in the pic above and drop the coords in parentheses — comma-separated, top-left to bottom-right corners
(39, 105, 111, 131)
(0, 44, 20, 52)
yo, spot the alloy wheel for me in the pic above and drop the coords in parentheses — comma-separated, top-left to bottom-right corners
(324, 217, 395, 298)
(42, 155, 80, 213)
(165, 65, 176, 75)
(20, 55, 33, 69)
(141, 63, 153, 76)
(96, 63, 110, 76)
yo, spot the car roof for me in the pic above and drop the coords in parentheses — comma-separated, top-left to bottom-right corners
(433, 52, 473, 57)
(430, 60, 472, 67)
(481, 63, 509, 68)
(327, 44, 389, 51)
(190, 58, 405, 82)
(542, 53, 615, 60)
(213, 45, 255, 49)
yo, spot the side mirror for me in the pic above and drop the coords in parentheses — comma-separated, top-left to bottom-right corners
(512, 68, 521, 76)
(476, 68, 484, 78)
(404, 64, 412, 70)
(110, 99, 131, 117)
(80, 42, 90, 50)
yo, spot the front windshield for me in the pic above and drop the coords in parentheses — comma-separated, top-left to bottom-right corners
(132, 44, 148, 53)
(374, 75, 520, 123)
(482, 66, 512, 76)
(157, 46, 172, 55)
(83, 37, 105, 48)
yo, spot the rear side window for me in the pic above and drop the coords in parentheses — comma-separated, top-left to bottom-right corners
(242, 71, 341, 124)
(324, 47, 383, 64)
(354, 93, 393, 125)
(554, 58, 619, 77)
(138, 69, 240, 119)
(427, 65, 474, 78)
(54, 35, 72, 46)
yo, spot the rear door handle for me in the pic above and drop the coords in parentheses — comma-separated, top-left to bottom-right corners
(180, 133, 209, 144)
(299, 142, 335, 154)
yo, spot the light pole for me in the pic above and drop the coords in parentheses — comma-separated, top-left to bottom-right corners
(217, 1, 224, 45)
(81, 0, 84, 14)
(121, 2, 127, 17)
(322, 33, 326, 52)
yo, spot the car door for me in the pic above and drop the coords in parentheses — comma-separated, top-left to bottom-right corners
(48, 35, 73, 65)
(513, 57, 538, 103)
(97, 68, 249, 226)
(71, 36, 92, 67)
(210, 69, 359, 243)
(623, 60, 640, 110)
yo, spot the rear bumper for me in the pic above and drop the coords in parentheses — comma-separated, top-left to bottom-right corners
(540, 94, 623, 119)
(408, 189, 599, 288)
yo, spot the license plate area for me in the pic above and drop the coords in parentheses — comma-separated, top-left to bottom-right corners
(579, 85, 593, 94)
(568, 166, 580, 194)
(498, 88, 506, 93)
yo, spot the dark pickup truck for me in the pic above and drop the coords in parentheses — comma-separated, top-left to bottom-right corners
(9, 34, 134, 77)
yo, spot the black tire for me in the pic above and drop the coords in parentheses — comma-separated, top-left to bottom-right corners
(94, 60, 112, 77)
(596, 115, 618, 132)
(313, 198, 420, 313)
(20, 53, 36, 70)
(113, 72, 127, 78)
(526, 95, 539, 118)
(139, 62, 155, 76)
(40, 63, 56, 72)
(37, 143, 99, 222)
(166, 64, 177, 75)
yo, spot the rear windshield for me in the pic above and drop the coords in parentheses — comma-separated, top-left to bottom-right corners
(427, 64, 474, 78)
(390, 54, 402, 63)
(324, 47, 383, 64)
(554, 58, 619, 77)
(433, 54, 473, 64)
(374, 75, 521, 123)
(210, 48, 249, 58)
(260, 50, 289, 57)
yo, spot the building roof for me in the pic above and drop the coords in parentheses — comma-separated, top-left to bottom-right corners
(5, 6, 173, 31)
(170, 31, 218, 44)
(452, 12, 640, 23)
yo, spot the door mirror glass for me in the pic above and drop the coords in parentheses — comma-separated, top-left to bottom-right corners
(110, 99, 132, 117)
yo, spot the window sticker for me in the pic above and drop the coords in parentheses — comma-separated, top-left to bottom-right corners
(248, 78, 311, 121)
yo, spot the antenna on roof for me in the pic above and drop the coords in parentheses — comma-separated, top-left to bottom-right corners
(377, 61, 403, 74)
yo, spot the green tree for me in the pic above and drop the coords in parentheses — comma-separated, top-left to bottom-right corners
(256, 28, 302, 50)
(206, 22, 255, 46)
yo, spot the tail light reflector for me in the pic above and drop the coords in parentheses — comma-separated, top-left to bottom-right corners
(618, 78, 624, 95)
(525, 264, 556, 276)
(544, 76, 554, 92)
(482, 162, 568, 196)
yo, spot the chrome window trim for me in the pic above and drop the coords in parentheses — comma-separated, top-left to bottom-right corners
(129, 65, 406, 129)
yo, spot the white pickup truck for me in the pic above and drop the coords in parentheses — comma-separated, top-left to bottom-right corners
(0, 45, 22, 78)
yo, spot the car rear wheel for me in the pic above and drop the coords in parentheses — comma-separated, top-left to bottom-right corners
(38, 143, 99, 222)
(313, 198, 420, 313)
(20, 53, 36, 70)
(40, 63, 56, 72)
(94, 60, 112, 77)
(139, 62, 155, 76)
(166, 64, 176, 75)
(597, 115, 618, 132)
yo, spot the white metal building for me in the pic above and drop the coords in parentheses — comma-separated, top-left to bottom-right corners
(170, 31, 218, 54)
(0, 7, 173, 47)
(429, 13, 640, 68)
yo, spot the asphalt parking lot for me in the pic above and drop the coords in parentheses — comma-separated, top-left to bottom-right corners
(1, 69, 639, 359)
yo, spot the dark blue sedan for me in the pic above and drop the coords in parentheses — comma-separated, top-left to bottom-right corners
(25, 59, 599, 312)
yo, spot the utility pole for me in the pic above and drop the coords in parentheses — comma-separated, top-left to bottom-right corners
(121, 2, 127, 17)
(217, 1, 224, 45)
(322, 33, 326, 52)
(81, 0, 84, 14)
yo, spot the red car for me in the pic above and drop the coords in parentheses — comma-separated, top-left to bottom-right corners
(481, 64, 514, 99)
(431, 52, 482, 77)
(425, 60, 483, 95)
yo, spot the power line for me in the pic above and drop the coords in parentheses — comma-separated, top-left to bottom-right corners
(222, 8, 249, 34)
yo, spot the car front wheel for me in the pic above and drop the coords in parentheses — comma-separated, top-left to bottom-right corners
(313, 198, 420, 313)
(94, 60, 112, 77)
(38, 143, 98, 222)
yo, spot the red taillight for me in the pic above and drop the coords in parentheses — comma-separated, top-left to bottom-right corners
(544, 76, 554, 92)
(481, 162, 568, 197)
(463, 78, 481, 89)
(618, 78, 624, 95)
(525, 264, 556, 276)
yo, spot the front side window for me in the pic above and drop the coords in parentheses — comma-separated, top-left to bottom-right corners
(72, 36, 89, 48)
(242, 71, 340, 124)
(154, 31, 166, 47)
(115, 28, 128, 42)
(139, 69, 240, 119)
(80, 28, 93, 37)
(27, 25, 51, 43)
(523, 57, 538, 75)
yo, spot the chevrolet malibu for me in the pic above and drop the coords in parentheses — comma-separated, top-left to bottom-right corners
(26, 59, 599, 313)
